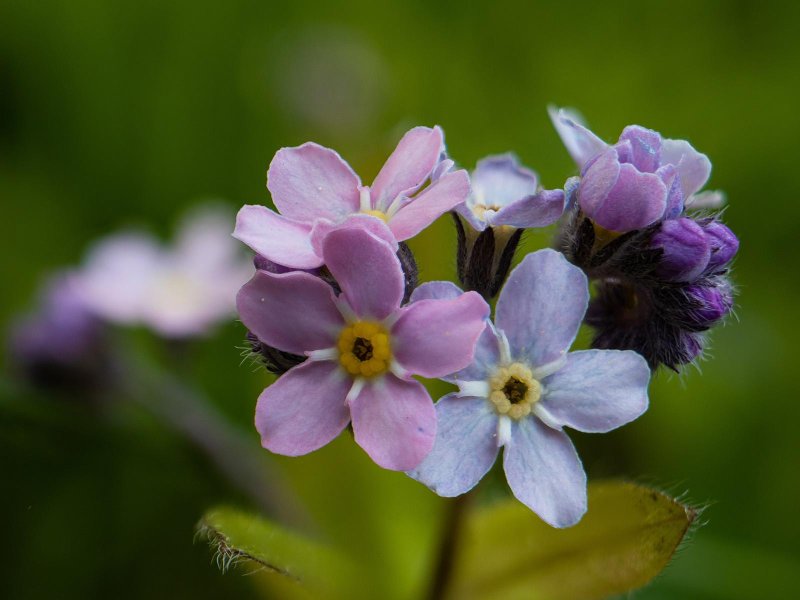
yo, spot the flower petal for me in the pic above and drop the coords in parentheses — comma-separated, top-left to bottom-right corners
(350, 375, 436, 471)
(503, 417, 587, 528)
(445, 323, 502, 385)
(578, 147, 621, 216)
(661, 138, 712, 198)
(236, 270, 343, 355)
(490, 189, 565, 228)
(388, 169, 471, 241)
(371, 126, 444, 209)
(496, 249, 588, 369)
(618, 125, 662, 173)
(471, 154, 539, 208)
(409, 280, 463, 302)
(407, 394, 499, 496)
(540, 350, 650, 433)
(267, 142, 361, 222)
(233, 205, 322, 270)
(548, 106, 608, 168)
(309, 213, 398, 259)
(321, 227, 404, 320)
(255, 360, 351, 456)
(593, 163, 668, 232)
(392, 291, 490, 378)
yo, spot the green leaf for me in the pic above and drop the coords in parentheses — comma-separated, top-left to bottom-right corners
(197, 506, 357, 599)
(446, 481, 697, 600)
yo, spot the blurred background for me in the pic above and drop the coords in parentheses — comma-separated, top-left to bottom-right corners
(1, 0, 798, 598)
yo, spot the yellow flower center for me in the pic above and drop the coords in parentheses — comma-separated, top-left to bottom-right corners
(361, 209, 390, 222)
(472, 203, 502, 221)
(489, 363, 541, 420)
(337, 321, 392, 378)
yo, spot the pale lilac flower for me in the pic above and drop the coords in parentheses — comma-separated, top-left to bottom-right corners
(408, 250, 650, 527)
(233, 126, 470, 269)
(77, 206, 252, 338)
(236, 227, 489, 471)
(549, 106, 724, 232)
(456, 154, 565, 231)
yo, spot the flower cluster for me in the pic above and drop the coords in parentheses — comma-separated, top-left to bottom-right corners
(550, 108, 739, 369)
(233, 112, 736, 527)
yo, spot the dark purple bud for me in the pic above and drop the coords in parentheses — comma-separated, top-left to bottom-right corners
(685, 283, 733, 327)
(651, 217, 711, 281)
(702, 221, 739, 272)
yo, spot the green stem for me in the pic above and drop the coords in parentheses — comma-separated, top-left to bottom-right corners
(427, 493, 470, 600)
(119, 349, 310, 530)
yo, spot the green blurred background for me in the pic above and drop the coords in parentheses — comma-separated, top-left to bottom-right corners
(1, 0, 798, 598)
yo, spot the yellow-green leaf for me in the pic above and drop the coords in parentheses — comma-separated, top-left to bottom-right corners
(197, 506, 357, 599)
(445, 481, 697, 600)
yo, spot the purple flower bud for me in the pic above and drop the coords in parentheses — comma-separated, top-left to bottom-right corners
(702, 221, 739, 272)
(651, 217, 711, 282)
(685, 282, 733, 328)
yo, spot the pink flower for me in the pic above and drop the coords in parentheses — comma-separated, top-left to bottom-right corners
(236, 227, 489, 471)
(233, 126, 470, 269)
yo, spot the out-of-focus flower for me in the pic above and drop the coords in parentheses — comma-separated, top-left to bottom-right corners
(236, 226, 489, 471)
(233, 126, 470, 269)
(8, 273, 109, 392)
(453, 154, 565, 299)
(408, 250, 650, 527)
(549, 107, 724, 233)
(77, 205, 251, 338)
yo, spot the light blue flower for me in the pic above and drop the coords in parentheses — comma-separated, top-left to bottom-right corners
(408, 249, 651, 528)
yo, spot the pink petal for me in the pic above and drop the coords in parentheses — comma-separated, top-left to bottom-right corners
(388, 170, 471, 241)
(236, 270, 343, 355)
(371, 126, 444, 209)
(503, 417, 587, 528)
(255, 360, 351, 456)
(392, 291, 490, 378)
(321, 227, 404, 320)
(349, 375, 436, 471)
(233, 205, 322, 270)
(309, 213, 398, 259)
(267, 142, 361, 222)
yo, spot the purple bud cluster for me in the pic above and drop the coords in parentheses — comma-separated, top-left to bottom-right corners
(551, 108, 739, 369)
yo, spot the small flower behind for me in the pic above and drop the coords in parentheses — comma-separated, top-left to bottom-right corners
(236, 226, 489, 471)
(408, 249, 650, 528)
(234, 126, 470, 270)
(453, 154, 565, 299)
(76, 205, 252, 338)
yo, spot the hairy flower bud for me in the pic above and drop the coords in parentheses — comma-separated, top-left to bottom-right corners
(651, 217, 711, 282)
(702, 220, 739, 272)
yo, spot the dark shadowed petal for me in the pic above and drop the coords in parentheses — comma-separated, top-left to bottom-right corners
(503, 417, 587, 528)
(392, 292, 490, 378)
(255, 360, 351, 456)
(540, 350, 649, 433)
(491, 189, 565, 228)
(388, 170, 471, 241)
(233, 205, 322, 269)
(496, 249, 588, 368)
(267, 142, 361, 222)
(371, 126, 444, 209)
(407, 394, 499, 496)
(593, 163, 668, 232)
(237, 270, 343, 355)
(660, 138, 712, 198)
(322, 227, 404, 320)
(471, 154, 538, 208)
(548, 106, 608, 168)
(350, 375, 436, 471)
